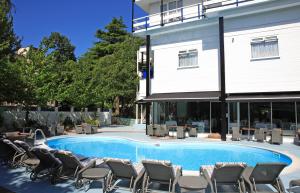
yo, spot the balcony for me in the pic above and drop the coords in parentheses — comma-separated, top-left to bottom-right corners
(133, 0, 260, 32)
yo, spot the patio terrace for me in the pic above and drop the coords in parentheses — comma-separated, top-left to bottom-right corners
(1, 126, 300, 193)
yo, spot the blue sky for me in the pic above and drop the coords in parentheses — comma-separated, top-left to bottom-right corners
(12, 0, 146, 57)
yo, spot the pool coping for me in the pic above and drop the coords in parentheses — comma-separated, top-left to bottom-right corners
(45, 135, 299, 176)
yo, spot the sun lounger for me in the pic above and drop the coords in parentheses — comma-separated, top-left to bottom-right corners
(142, 159, 182, 193)
(255, 128, 265, 142)
(177, 126, 185, 139)
(232, 127, 242, 141)
(201, 162, 247, 193)
(30, 147, 62, 184)
(56, 124, 65, 135)
(189, 127, 197, 137)
(2, 139, 25, 168)
(242, 162, 287, 193)
(14, 140, 39, 171)
(75, 125, 84, 134)
(270, 129, 283, 144)
(154, 124, 168, 137)
(0, 138, 11, 164)
(54, 150, 97, 180)
(288, 179, 300, 193)
(147, 125, 154, 136)
(105, 158, 145, 193)
(82, 123, 97, 134)
(293, 129, 300, 146)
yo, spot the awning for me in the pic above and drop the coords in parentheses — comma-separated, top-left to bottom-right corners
(226, 93, 300, 102)
(138, 91, 220, 102)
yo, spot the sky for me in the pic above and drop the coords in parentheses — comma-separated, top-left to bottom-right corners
(12, 0, 146, 57)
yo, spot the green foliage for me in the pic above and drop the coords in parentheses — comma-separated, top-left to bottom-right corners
(40, 32, 76, 63)
(84, 117, 100, 126)
(0, 0, 21, 59)
(0, 0, 22, 103)
(80, 17, 144, 113)
(0, 10, 143, 117)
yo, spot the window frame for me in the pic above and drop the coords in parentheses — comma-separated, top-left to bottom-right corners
(250, 35, 280, 61)
(178, 49, 199, 69)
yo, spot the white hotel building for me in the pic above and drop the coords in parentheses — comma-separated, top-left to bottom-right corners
(132, 0, 300, 140)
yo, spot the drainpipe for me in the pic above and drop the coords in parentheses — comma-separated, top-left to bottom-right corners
(160, 0, 164, 26)
(145, 35, 151, 134)
(219, 17, 227, 141)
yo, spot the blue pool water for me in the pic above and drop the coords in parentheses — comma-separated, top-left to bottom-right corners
(47, 137, 292, 171)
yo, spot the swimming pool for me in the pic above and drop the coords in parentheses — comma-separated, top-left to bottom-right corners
(47, 137, 292, 171)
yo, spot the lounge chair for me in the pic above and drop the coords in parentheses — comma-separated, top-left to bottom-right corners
(288, 179, 300, 193)
(189, 127, 197, 137)
(270, 129, 283, 144)
(105, 158, 145, 192)
(2, 139, 25, 167)
(254, 128, 265, 142)
(201, 162, 247, 193)
(14, 140, 40, 171)
(30, 147, 62, 184)
(54, 150, 97, 180)
(242, 162, 287, 193)
(0, 138, 18, 165)
(147, 125, 154, 136)
(160, 124, 169, 136)
(232, 127, 241, 141)
(82, 123, 96, 134)
(141, 159, 182, 193)
(56, 124, 65, 135)
(177, 126, 185, 139)
(293, 129, 300, 146)
(166, 121, 177, 136)
(75, 125, 84, 134)
(154, 124, 168, 137)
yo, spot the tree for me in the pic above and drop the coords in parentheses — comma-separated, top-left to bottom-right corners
(80, 17, 143, 116)
(40, 32, 76, 63)
(38, 32, 77, 105)
(0, 0, 22, 103)
(0, 0, 21, 59)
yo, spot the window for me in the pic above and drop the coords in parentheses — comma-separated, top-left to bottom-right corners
(251, 36, 279, 59)
(161, 0, 183, 23)
(178, 49, 198, 68)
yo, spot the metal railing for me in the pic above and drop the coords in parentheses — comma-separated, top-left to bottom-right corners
(133, 0, 256, 32)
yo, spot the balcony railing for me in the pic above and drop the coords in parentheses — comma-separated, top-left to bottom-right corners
(133, 0, 256, 32)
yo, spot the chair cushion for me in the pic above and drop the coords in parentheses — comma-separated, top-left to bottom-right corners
(104, 157, 131, 164)
(142, 159, 171, 166)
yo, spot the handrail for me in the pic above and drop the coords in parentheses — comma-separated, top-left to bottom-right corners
(133, 2, 203, 22)
(133, 0, 256, 31)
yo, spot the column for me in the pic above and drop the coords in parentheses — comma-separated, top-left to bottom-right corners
(219, 17, 227, 141)
(145, 35, 151, 134)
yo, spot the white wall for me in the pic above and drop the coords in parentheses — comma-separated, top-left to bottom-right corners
(224, 6, 300, 93)
(150, 24, 220, 94)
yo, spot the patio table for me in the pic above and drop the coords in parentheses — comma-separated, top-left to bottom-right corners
(81, 168, 110, 193)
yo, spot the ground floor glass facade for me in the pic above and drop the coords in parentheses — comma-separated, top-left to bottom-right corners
(229, 102, 297, 136)
(151, 101, 299, 135)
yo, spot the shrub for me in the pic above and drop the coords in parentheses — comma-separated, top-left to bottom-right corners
(84, 118, 100, 126)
